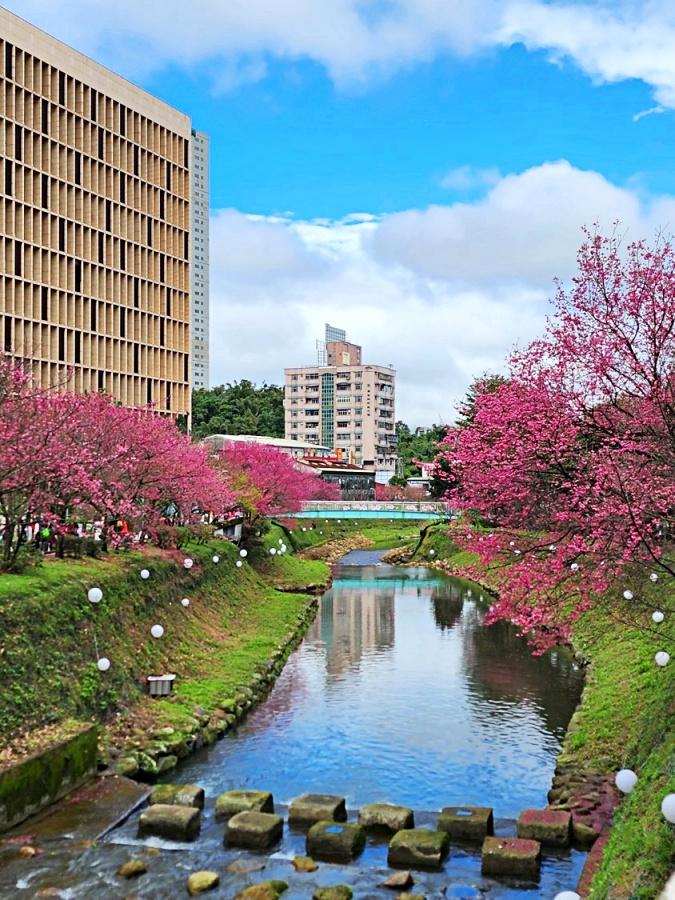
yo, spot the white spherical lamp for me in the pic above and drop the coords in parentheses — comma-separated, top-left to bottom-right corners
(97, 657, 111, 672)
(549, 545, 556, 551)
(239, 549, 248, 558)
(150, 624, 164, 639)
(514, 549, 521, 555)
(570, 563, 579, 572)
(661, 793, 675, 824)
(302, 527, 307, 532)
(655, 651, 670, 667)
(140, 568, 150, 580)
(509, 540, 515, 547)
(652, 611, 665, 624)
(183, 558, 194, 569)
(236, 560, 243, 568)
(429, 549, 435, 555)
(181, 598, 190, 608)
(212, 555, 220, 564)
(269, 548, 276, 555)
(650, 572, 659, 582)
(615, 769, 638, 794)
(623, 590, 634, 600)
(87, 587, 103, 604)
(554, 893, 580, 900)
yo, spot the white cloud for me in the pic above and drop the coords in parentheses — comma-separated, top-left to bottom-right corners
(632, 105, 666, 122)
(208, 161, 675, 426)
(440, 166, 502, 192)
(8, 0, 675, 103)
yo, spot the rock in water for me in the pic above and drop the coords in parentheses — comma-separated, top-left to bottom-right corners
(116, 858, 147, 878)
(187, 871, 220, 895)
(292, 856, 319, 872)
(381, 870, 414, 889)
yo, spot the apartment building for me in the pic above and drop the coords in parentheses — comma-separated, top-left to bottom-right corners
(190, 128, 209, 389)
(0, 8, 194, 417)
(284, 326, 398, 481)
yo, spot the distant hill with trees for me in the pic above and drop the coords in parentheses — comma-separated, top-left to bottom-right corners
(192, 381, 284, 440)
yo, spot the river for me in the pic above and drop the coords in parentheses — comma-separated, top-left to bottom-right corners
(6, 551, 588, 898)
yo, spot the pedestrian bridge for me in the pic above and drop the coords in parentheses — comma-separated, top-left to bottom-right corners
(292, 500, 451, 520)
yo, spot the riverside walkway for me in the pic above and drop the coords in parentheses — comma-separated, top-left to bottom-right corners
(293, 500, 451, 520)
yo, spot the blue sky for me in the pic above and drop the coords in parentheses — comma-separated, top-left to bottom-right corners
(7, 1, 675, 424)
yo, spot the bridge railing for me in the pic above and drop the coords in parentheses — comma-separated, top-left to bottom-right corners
(298, 500, 451, 515)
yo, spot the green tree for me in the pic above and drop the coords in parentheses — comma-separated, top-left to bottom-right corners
(395, 421, 448, 479)
(192, 381, 285, 440)
(455, 373, 507, 428)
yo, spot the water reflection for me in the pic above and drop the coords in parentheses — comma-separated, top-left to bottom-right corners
(176, 561, 584, 818)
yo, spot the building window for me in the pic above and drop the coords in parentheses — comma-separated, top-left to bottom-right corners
(98, 128, 104, 160)
(147, 218, 152, 247)
(14, 242, 21, 276)
(74, 330, 81, 364)
(159, 319, 165, 346)
(133, 344, 139, 374)
(120, 241, 126, 271)
(41, 99, 49, 134)
(14, 125, 22, 161)
(134, 276, 140, 308)
(41, 287, 49, 320)
(41, 174, 49, 208)
(166, 290, 171, 317)
(98, 232, 104, 263)
(120, 173, 126, 204)
(58, 327, 66, 362)
(74, 259, 82, 293)
(59, 217, 66, 252)
(90, 91, 97, 121)
(58, 71, 65, 105)
(105, 199, 111, 232)
(166, 164, 172, 191)
(98, 371, 105, 391)
(5, 42, 13, 80)
(159, 254, 165, 283)
(159, 191, 165, 220)
(119, 104, 126, 136)
(146, 380, 152, 405)
(4, 160, 12, 196)
(75, 151, 81, 185)
(120, 307, 126, 338)
(3, 316, 12, 352)
(133, 145, 139, 176)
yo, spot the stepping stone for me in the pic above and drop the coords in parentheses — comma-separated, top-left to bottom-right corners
(313, 886, 353, 899)
(187, 871, 220, 896)
(572, 819, 600, 846)
(226, 810, 284, 850)
(149, 783, 205, 809)
(437, 806, 494, 841)
(234, 882, 288, 899)
(481, 836, 541, 877)
(306, 820, 366, 862)
(387, 829, 450, 869)
(289, 793, 347, 827)
(517, 808, 571, 846)
(137, 804, 201, 841)
(359, 803, 414, 833)
(215, 789, 274, 819)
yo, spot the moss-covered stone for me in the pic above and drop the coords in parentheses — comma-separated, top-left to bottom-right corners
(359, 803, 414, 833)
(306, 820, 366, 862)
(387, 829, 450, 869)
(137, 803, 201, 842)
(437, 806, 493, 842)
(234, 881, 288, 899)
(149, 783, 204, 809)
(226, 810, 284, 850)
(292, 856, 318, 872)
(312, 887, 353, 900)
(289, 793, 347, 827)
(116, 858, 147, 878)
(113, 756, 139, 778)
(0, 724, 98, 833)
(187, 871, 220, 895)
(215, 789, 274, 819)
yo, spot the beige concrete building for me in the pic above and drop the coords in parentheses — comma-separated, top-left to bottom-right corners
(0, 9, 193, 417)
(284, 326, 397, 480)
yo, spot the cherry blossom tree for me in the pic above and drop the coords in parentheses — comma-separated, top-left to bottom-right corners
(217, 442, 339, 528)
(437, 230, 675, 649)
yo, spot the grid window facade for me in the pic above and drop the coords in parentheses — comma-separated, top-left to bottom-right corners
(0, 14, 192, 416)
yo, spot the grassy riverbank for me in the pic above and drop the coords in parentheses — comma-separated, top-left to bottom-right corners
(413, 523, 675, 899)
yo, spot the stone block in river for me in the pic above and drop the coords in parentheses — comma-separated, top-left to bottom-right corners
(437, 806, 494, 841)
(387, 828, 450, 869)
(289, 793, 347, 827)
(226, 810, 284, 850)
(137, 803, 201, 841)
(481, 836, 541, 877)
(149, 783, 204, 809)
(187, 871, 220, 895)
(215, 789, 274, 819)
(572, 818, 600, 846)
(517, 808, 571, 847)
(306, 820, 366, 862)
(359, 802, 414, 833)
